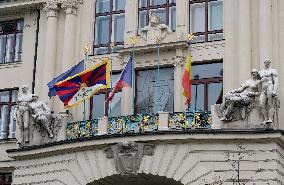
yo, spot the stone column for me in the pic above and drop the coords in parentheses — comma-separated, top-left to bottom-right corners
(238, 0, 251, 85)
(175, 0, 189, 40)
(259, 0, 273, 67)
(174, 49, 186, 112)
(124, 0, 138, 47)
(41, 1, 59, 107)
(61, 0, 83, 72)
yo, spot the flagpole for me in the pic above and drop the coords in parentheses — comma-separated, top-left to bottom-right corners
(83, 45, 90, 122)
(109, 43, 114, 117)
(130, 37, 137, 115)
(156, 37, 161, 112)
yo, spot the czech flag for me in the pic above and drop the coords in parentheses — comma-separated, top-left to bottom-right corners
(106, 57, 133, 102)
(55, 59, 110, 108)
(182, 48, 192, 105)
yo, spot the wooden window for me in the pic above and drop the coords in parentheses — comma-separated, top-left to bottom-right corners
(0, 20, 24, 64)
(94, 0, 126, 55)
(191, 62, 223, 112)
(0, 89, 18, 139)
(138, 0, 176, 32)
(189, 0, 223, 42)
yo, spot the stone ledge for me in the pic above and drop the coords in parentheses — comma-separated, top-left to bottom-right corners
(6, 129, 284, 160)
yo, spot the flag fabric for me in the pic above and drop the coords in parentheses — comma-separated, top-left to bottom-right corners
(106, 57, 133, 102)
(55, 59, 110, 108)
(182, 48, 192, 105)
(47, 60, 84, 98)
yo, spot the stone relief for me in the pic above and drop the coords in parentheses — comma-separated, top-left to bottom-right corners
(15, 85, 65, 146)
(216, 59, 280, 128)
(104, 141, 155, 175)
(141, 14, 171, 45)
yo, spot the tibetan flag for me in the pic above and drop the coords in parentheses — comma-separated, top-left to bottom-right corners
(106, 57, 133, 102)
(47, 60, 84, 98)
(55, 59, 110, 108)
(182, 48, 192, 105)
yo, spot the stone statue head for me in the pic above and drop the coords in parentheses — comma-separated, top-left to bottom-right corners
(32, 94, 39, 101)
(149, 13, 161, 27)
(251, 69, 259, 79)
(264, 59, 271, 68)
(21, 85, 29, 94)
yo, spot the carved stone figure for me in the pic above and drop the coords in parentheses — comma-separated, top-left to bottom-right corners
(258, 59, 280, 126)
(29, 95, 54, 138)
(141, 14, 171, 45)
(217, 69, 261, 121)
(104, 141, 155, 175)
(16, 85, 33, 144)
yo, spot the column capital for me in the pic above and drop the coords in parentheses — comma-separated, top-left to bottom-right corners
(43, 0, 59, 17)
(174, 56, 186, 67)
(61, 0, 83, 14)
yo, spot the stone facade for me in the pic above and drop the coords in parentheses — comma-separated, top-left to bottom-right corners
(0, 0, 283, 184)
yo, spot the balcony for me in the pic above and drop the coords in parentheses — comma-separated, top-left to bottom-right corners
(66, 112, 212, 140)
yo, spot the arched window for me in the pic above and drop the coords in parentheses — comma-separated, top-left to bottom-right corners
(94, 0, 126, 54)
(138, 0, 176, 33)
(189, 0, 223, 42)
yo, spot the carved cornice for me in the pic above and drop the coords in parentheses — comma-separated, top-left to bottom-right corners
(61, 0, 83, 9)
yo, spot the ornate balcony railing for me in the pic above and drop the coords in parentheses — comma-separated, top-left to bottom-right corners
(66, 119, 98, 140)
(66, 112, 211, 140)
(169, 112, 212, 130)
(108, 114, 159, 135)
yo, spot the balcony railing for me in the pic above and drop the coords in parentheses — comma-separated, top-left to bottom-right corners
(66, 112, 212, 140)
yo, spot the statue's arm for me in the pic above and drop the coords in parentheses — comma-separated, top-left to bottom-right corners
(140, 27, 148, 41)
(231, 84, 247, 93)
(272, 70, 279, 95)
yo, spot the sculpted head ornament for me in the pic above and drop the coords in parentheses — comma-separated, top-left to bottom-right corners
(150, 13, 161, 26)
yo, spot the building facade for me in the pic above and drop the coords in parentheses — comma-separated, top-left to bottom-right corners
(0, 0, 283, 184)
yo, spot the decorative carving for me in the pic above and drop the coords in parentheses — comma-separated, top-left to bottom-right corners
(141, 14, 171, 45)
(216, 69, 261, 122)
(43, 0, 59, 12)
(173, 56, 186, 67)
(104, 141, 155, 175)
(61, 0, 83, 9)
(258, 59, 280, 127)
(15, 85, 65, 146)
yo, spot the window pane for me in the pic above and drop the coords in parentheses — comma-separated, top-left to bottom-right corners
(139, 11, 148, 30)
(0, 105, 9, 139)
(208, 82, 223, 111)
(190, 3, 205, 33)
(139, 0, 147, 7)
(15, 33, 23, 61)
(5, 34, 15, 63)
(151, 0, 167, 6)
(12, 90, 18, 102)
(137, 68, 174, 114)
(0, 91, 9, 102)
(150, 8, 166, 24)
(191, 84, 204, 111)
(94, 47, 109, 55)
(113, 14, 125, 43)
(96, 0, 110, 13)
(91, 94, 105, 119)
(113, 0, 125, 11)
(17, 20, 24, 31)
(0, 36, 5, 63)
(95, 16, 110, 45)
(8, 105, 16, 138)
(170, 7, 176, 31)
(208, 33, 224, 41)
(171, 0, 176, 3)
(192, 63, 223, 79)
(209, 1, 223, 31)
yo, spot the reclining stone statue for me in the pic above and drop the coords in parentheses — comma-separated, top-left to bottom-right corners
(217, 69, 261, 122)
(15, 85, 64, 146)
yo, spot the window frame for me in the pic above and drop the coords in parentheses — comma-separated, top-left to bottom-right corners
(189, 0, 223, 42)
(0, 173, 12, 185)
(191, 61, 223, 112)
(138, 0, 176, 33)
(0, 19, 24, 64)
(0, 88, 18, 140)
(94, 0, 125, 54)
